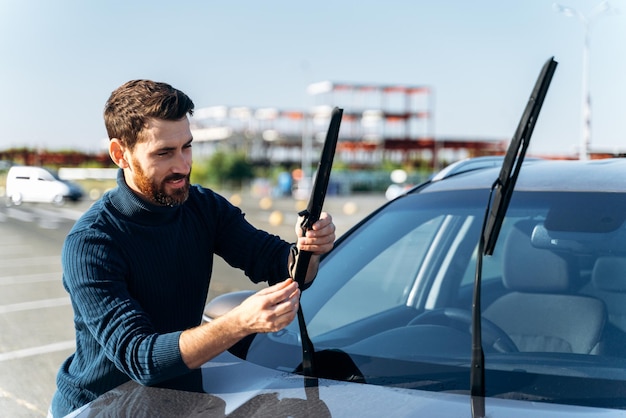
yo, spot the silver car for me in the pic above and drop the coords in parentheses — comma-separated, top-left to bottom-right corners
(73, 157, 626, 417)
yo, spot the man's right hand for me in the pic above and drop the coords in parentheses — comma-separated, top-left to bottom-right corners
(179, 279, 300, 369)
(232, 278, 300, 334)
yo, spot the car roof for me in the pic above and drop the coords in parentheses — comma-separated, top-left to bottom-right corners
(8, 165, 51, 174)
(419, 158, 626, 194)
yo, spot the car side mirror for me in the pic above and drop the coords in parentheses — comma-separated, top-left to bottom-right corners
(202, 290, 255, 323)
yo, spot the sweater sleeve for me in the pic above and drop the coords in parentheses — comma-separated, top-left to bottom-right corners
(62, 229, 191, 386)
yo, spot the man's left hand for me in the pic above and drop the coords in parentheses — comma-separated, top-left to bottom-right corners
(295, 212, 335, 255)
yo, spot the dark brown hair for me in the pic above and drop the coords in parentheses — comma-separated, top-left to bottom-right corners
(104, 80, 195, 150)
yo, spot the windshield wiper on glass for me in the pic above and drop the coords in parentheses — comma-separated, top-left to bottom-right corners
(470, 57, 557, 418)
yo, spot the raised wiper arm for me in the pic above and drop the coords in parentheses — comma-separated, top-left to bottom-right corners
(483, 57, 558, 255)
(470, 57, 557, 418)
(293, 107, 343, 377)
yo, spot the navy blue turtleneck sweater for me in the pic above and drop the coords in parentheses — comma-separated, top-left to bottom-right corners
(51, 170, 291, 416)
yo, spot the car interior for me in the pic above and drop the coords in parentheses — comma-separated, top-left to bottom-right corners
(483, 219, 606, 355)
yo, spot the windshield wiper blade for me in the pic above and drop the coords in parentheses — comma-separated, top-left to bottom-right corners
(482, 57, 558, 256)
(470, 57, 558, 418)
(293, 107, 343, 377)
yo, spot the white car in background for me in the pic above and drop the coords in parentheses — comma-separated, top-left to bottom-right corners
(5, 165, 84, 206)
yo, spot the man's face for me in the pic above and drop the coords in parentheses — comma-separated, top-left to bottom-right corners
(123, 117, 193, 206)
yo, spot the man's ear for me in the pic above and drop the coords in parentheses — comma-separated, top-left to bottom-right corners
(109, 139, 129, 169)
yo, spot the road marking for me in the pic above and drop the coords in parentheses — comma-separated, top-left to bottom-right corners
(0, 256, 60, 268)
(0, 387, 47, 416)
(0, 297, 70, 314)
(30, 207, 63, 219)
(5, 207, 35, 222)
(0, 272, 62, 285)
(31, 207, 81, 229)
(0, 244, 31, 255)
(0, 205, 84, 224)
(49, 206, 85, 221)
(0, 340, 75, 363)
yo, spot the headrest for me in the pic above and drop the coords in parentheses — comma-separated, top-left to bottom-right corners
(502, 221, 571, 292)
(592, 257, 626, 292)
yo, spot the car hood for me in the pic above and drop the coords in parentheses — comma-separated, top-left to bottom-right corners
(70, 351, 622, 417)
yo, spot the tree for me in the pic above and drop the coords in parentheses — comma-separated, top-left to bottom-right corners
(191, 151, 254, 190)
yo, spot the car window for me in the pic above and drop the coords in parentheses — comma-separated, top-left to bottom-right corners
(459, 217, 523, 287)
(37, 170, 56, 182)
(294, 190, 487, 344)
(307, 214, 445, 337)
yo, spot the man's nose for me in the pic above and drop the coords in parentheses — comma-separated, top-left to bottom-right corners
(173, 150, 192, 173)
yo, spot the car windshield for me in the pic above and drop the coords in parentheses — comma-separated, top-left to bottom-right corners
(241, 187, 626, 409)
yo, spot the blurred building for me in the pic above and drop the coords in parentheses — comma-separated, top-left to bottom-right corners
(189, 81, 507, 171)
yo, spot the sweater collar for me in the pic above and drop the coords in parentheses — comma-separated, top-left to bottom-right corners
(108, 169, 180, 224)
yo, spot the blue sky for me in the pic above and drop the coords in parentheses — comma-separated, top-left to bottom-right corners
(0, 0, 624, 157)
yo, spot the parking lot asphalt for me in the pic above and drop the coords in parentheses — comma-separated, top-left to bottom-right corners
(0, 191, 387, 417)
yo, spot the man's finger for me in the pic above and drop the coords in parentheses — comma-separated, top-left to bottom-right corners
(273, 297, 299, 317)
(260, 280, 300, 305)
(255, 278, 296, 295)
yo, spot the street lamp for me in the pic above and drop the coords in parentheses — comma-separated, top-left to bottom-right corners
(553, 1, 617, 160)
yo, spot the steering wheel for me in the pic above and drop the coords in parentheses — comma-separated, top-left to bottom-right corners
(408, 308, 518, 353)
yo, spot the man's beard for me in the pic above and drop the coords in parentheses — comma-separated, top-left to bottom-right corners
(131, 160, 190, 206)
